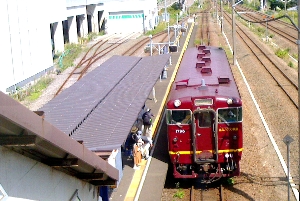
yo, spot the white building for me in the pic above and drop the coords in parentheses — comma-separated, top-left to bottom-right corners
(104, 0, 158, 34)
(1, 0, 159, 93)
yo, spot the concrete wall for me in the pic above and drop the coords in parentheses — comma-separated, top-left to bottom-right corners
(0, 146, 98, 201)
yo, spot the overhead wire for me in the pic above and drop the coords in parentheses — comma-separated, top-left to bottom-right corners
(233, 8, 300, 32)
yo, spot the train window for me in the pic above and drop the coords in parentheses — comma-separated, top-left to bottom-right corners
(166, 110, 192, 124)
(198, 112, 213, 127)
(218, 107, 242, 123)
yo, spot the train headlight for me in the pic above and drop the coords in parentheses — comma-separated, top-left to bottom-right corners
(232, 135, 237, 140)
(227, 98, 233, 105)
(174, 99, 181, 107)
(227, 97, 239, 104)
(173, 137, 178, 143)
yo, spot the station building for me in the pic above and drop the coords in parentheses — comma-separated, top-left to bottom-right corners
(1, 0, 159, 93)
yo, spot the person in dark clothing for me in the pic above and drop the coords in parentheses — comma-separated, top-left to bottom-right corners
(142, 108, 154, 136)
(136, 105, 146, 131)
(125, 126, 138, 159)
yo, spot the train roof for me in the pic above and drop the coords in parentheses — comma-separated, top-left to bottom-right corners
(169, 46, 241, 100)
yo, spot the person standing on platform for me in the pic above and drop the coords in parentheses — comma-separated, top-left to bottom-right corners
(136, 105, 146, 131)
(142, 108, 154, 136)
(132, 130, 142, 143)
(140, 138, 152, 160)
(133, 139, 143, 170)
(133, 130, 153, 160)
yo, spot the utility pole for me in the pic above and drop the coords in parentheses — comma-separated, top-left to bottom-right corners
(216, 0, 218, 21)
(231, 0, 236, 65)
(164, 0, 167, 21)
(221, 0, 223, 33)
(149, 35, 153, 56)
(284, 0, 287, 13)
(231, 0, 243, 65)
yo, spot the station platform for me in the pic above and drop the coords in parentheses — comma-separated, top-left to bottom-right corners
(110, 22, 197, 201)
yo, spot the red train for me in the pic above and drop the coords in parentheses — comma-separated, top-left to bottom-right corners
(166, 45, 243, 182)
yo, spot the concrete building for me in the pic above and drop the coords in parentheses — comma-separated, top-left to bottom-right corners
(103, 0, 159, 34)
(1, 0, 159, 93)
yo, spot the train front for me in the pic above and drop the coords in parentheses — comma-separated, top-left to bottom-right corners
(166, 96, 243, 182)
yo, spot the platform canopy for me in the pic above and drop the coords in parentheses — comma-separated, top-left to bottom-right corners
(0, 91, 119, 186)
(39, 54, 170, 151)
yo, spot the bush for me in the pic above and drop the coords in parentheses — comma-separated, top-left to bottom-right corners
(171, 2, 183, 10)
(57, 43, 84, 71)
(194, 39, 201, 46)
(257, 27, 265, 33)
(275, 48, 289, 59)
(269, 0, 284, 10)
(288, 61, 294, 68)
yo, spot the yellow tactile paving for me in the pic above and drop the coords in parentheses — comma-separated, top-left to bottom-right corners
(124, 159, 147, 201)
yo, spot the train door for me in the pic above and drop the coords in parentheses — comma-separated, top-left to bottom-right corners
(193, 109, 217, 163)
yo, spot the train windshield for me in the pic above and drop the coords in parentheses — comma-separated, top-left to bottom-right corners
(218, 107, 242, 123)
(197, 111, 214, 127)
(166, 109, 192, 125)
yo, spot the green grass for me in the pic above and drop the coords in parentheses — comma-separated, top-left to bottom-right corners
(57, 43, 86, 71)
(288, 61, 294, 68)
(146, 5, 183, 36)
(291, 53, 298, 60)
(10, 76, 53, 102)
(194, 39, 201, 46)
(243, 0, 261, 11)
(28, 77, 53, 100)
(173, 189, 185, 199)
(173, 182, 185, 199)
(56, 31, 105, 71)
(227, 177, 235, 185)
(275, 48, 289, 59)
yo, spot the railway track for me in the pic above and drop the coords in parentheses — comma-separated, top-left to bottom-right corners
(54, 33, 136, 96)
(54, 31, 177, 97)
(162, 9, 230, 201)
(224, 11, 298, 108)
(190, 184, 224, 201)
(238, 5, 298, 31)
(235, 6, 297, 45)
(196, 8, 211, 45)
(122, 31, 168, 56)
